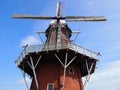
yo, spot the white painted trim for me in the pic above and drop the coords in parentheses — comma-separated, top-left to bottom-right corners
(47, 83, 54, 90)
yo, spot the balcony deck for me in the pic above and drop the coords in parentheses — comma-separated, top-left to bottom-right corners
(16, 42, 99, 66)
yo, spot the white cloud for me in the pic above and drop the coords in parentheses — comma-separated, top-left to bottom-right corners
(86, 60, 120, 90)
(87, 0, 96, 6)
(17, 77, 31, 84)
(107, 41, 120, 53)
(20, 35, 41, 46)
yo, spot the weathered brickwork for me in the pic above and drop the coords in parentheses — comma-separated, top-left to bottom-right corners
(30, 61, 83, 90)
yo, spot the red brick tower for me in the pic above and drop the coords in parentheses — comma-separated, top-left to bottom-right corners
(14, 2, 106, 90)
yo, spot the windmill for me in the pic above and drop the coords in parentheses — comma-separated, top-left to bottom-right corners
(13, 2, 106, 90)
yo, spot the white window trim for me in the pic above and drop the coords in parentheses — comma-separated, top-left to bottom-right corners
(47, 83, 54, 90)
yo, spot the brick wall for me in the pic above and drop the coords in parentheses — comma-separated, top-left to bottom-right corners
(30, 61, 83, 90)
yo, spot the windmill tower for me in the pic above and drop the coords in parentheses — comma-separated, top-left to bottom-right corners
(14, 2, 106, 90)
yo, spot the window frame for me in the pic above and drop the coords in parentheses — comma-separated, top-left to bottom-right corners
(47, 83, 54, 90)
(69, 67, 75, 75)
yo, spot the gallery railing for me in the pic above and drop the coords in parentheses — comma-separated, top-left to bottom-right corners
(16, 42, 99, 66)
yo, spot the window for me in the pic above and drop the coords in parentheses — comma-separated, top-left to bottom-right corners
(47, 83, 54, 90)
(69, 67, 74, 74)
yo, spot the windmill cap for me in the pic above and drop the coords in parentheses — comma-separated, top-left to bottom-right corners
(50, 20, 66, 25)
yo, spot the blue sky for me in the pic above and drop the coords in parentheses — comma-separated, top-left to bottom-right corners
(0, 0, 120, 90)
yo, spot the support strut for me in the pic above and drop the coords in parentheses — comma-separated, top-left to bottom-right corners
(55, 52, 77, 88)
(83, 60, 94, 90)
(27, 55, 42, 90)
(62, 52, 68, 88)
(21, 65, 29, 90)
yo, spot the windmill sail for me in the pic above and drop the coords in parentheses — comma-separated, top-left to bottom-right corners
(56, 2, 61, 17)
(13, 14, 53, 20)
(65, 16, 107, 21)
(13, 2, 106, 22)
